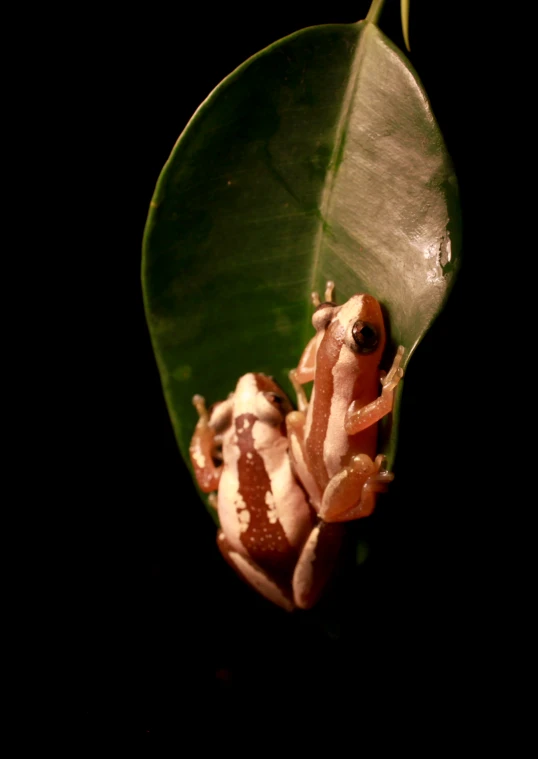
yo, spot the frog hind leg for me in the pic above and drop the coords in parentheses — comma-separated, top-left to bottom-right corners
(320, 454, 394, 523)
(292, 521, 345, 609)
(216, 531, 295, 612)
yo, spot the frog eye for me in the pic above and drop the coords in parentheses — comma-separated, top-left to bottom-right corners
(255, 392, 290, 424)
(312, 301, 337, 332)
(351, 320, 379, 354)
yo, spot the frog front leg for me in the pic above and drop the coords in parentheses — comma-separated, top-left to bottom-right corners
(289, 343, 316, 413)
(286, 328, 322, 503)
(288, 281, 337, 413)
(189, 394, 232, 493)
(345, 346, 405, 435)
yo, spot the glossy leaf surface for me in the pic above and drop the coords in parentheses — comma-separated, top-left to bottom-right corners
(142, 20, 461, 485)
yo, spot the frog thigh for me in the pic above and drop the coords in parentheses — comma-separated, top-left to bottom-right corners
(217, 531, 294, 612)
(292, 521, 345, 609)
(216, 468, 247, 555)
(320, 455, 393, 522)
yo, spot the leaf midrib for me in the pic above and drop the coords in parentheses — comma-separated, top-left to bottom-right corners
(306, 20, 372, 344)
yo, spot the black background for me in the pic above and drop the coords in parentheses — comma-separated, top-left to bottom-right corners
(65, 1, 500, 742)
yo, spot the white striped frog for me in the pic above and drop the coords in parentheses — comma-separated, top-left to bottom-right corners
(189, 373, 343, 611)
(286, 281, 405, 524)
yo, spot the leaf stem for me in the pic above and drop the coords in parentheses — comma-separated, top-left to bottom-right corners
(401, 0, 411, 51)
(365, 0, 386, 25)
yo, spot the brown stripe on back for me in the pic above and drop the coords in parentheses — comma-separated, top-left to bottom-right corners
(236, 412, 297, 581)
(252, 374, 276, 393)
(305, 321, 345, 492)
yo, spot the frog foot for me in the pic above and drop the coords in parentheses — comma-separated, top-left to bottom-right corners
(367, 455, 394, 492)
(192, 394, 209, 421)
(380, 345, 405, 392)
(311, 280, 335, 307)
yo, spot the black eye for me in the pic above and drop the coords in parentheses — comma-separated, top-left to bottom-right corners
(266, 393, 283, 405)
(351, 321, 379, 354)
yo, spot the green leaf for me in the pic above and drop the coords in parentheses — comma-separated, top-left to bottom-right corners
(142, 19, 461, 494)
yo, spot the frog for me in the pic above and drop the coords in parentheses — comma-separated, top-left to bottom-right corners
(189, 372, 344, 611)
(286, 281, 405, 523)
